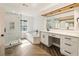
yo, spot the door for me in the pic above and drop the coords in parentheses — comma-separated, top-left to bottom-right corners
(0, 7, 5, 56)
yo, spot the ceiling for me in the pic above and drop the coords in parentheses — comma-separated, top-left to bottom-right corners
(0, 3, 71, 16)
(0, 3, 51, 15)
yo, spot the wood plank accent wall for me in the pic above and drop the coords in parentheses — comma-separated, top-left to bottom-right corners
(42, 3, 79, 17)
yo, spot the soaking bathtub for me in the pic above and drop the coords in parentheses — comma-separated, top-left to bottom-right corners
(22, 31, 40, 44)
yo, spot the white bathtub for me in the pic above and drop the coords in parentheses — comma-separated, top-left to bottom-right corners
(22, 31, 40, 44)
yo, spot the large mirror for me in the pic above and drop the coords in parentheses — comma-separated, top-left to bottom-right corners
(46, 15, 74, 30)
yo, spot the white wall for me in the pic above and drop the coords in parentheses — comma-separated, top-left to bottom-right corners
(32, 15, 47, 31)
(0, 6, 5, 56)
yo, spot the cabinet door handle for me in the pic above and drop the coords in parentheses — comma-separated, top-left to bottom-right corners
(64, 50, 71, 54)
(64, 43, 72, 46)
(65, 38, 71, 40)
(1, 34, 4, 37)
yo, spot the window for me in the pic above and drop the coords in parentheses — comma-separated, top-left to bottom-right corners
(20, 20, 27, 31)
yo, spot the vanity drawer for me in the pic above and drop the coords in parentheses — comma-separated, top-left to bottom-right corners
(61, 49, 77, 56)
(60, 35, 78, 56)
(61, 45, 77, 56)
(61, 42, 78, 55)
(62, 40, 74, 47)
(61, 38, 77, 50)
(63, 41, 77, 48)
(62, 35, 78, 43)
(61, 43, 77, 56)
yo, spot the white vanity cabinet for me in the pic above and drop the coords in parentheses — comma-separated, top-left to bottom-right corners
(41, 31, 79, 56)
(41, 32, 52, 47)
(60, 35, 78, 56)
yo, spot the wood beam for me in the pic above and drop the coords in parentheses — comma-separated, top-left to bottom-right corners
(42, 3, 79, 17)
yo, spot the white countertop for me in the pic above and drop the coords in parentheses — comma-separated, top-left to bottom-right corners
(41, 29, 79, 38)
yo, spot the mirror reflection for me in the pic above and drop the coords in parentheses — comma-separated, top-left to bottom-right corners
(46, 15, 74, 30)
